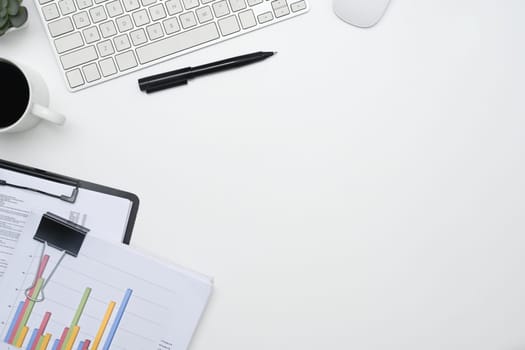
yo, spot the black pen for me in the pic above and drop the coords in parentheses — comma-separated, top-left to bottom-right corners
(138, 51, 276, 93)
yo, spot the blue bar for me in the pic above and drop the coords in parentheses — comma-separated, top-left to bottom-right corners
(76, 340, 84, 350)
(102, 289, 132, 350)
(25, 328, 39, 350)
(4, 301, 24, 343)
(51, 339, 60, 350)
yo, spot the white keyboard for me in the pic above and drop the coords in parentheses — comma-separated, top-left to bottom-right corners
(35, 0, 309, 91)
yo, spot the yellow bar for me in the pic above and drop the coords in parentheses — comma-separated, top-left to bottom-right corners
(65, 326, 79, 350)
(39, 334, 52, 350)
(15, 326, 29, 348)
(91, 301, 116, 350)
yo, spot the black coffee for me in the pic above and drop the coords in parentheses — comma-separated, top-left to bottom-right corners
(0, 60, 30, 128)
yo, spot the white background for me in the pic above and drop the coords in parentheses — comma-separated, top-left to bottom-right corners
(1, 0, 525, 349)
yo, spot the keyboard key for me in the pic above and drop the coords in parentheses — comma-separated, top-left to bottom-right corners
(90, 5, 107, 23)
(82, 63, 101, 82)
(95, 0, 108, 3)
(247, 0, 262, 6)
(55, 32, 84, 53)
(132, 9, 150, 26)
(218, 15, 239, 36)
(60, 46, 98, 69)
(114, 33, 131, 50)
(257, 11, 272, 23)
(130, 28, 147, 45)
(42, 4, 60, 20)
(39, 0, 53, 4)
(238, 9, 255, 29)
(165, 0, 183, 15)
(73, 12, 91, 28)
(179, 12, 196, 29)
(271, 0, 286, 9)
(99, 20, 117, 37)
(212, 0, 229, 17)
(122, 0, 140, 11)
(136, 22, 219, 64)
(146, 22, 163, 39)
(83, 26, 101, 43)
(149, 4, 166, 21)
(141, 0, 155, 5)
(162, 17, 180, 34)
(48, 17, 74, 37)
(58, 0, 76, 15)
(290, 0, 305, 12)
(96, 39, 115, 56)
(99, 57, 117, 76)
(66, 69, 84, 88)
(115, 50, 137, 71)
(76, 0, 93, 9)
(182, 0, 198, 10)
(116, 15, 133, 31)
(228, 0, 246, 12)
(106, 0, 124, 17)
(196, 6, 213, 23)
(274, 6, 289, 17)
(201, 0, 214, 3)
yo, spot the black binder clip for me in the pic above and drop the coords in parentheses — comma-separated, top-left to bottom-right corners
(25, 212, 89, 302)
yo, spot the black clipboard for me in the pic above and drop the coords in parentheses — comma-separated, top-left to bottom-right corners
(0, 158, 139, 245)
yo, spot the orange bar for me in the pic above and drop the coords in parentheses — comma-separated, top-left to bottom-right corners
(15, 326, 29, 348)
(39, 334, 52, 350)
(91, 302, 116, 350)
(65, 326, 79, 350)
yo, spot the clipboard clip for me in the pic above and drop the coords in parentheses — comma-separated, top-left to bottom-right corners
(25, 212, 89, 303)
(0, 179, 79, 203)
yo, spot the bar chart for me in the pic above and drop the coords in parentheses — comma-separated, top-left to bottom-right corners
(2, 251, 134, 350)
(0, 222, 212, 350)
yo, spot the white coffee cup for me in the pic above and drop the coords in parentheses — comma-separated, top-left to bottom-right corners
(0, 58, 65, 133)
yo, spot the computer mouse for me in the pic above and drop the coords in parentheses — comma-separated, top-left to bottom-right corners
(333, 0, 391, 28)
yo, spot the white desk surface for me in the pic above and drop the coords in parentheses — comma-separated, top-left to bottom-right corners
(2, 0, 525, 348)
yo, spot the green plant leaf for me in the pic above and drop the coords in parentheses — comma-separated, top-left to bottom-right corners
(8, 5, 26, 27)
(0, 7, 7, 18)
(7, 0, 19, 16)
(0, 0, 8, 9)
(0, 14, 7, 27)
(0, 22, 10, 36)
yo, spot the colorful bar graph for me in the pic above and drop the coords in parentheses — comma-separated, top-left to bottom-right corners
(3, 269, 133, 350)
(13, 278, 44, 346)
(56, 327, 69, 350)
(64, 326, 79, 350)
(102, 289, 133, 350)
(7, 255, 49, 344)
(16, 326, 29, 348)
(40, 334, 52, 350)
(61, 287, 91, 350)
(4, 301, 24, 343)
(30, 311, 52, 350)
(26, 328, 39, 350)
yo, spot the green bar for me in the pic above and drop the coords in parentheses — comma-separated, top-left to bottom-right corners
(35, 334, 45, 349)
(13, 278, 44, 346)
(61, 288, 91, 350)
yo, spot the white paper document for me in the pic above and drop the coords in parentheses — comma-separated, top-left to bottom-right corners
(0, 215, 212, 350)
(0, 167, 133, 280)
